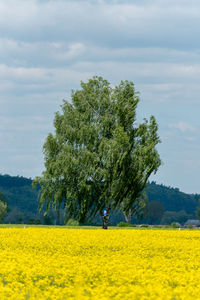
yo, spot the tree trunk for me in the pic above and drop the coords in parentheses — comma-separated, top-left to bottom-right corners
(100, 206, 110, 229)
(101, 215, 109, 229)
(124, 210, 132, 224)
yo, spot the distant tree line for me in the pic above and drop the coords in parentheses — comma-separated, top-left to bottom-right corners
(0, 175, 199, 226)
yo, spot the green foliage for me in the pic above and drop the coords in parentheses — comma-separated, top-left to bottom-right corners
(196, 199, 200, 220)
(171, 222, 180, 228)
(161, 210, 190, 225)
(33, 76, 161, 224)
(122, 193, 148, 223)
(27, 218, 41, 225)
(117, 222, 131, 227)
(43, 215, 53, 225)
(0, 175, 38, 215)
(0, 200, 7, 222)
(117, 222, 137, 227)
(146, 182, 199, 215)
(66, 219, 79, 226)
(0, 193, 7, 222)
(4, 207, 25, 224)
(196, 207, 200, 220)
(1, 174, 200, 225)
(148, 201, 164, 224)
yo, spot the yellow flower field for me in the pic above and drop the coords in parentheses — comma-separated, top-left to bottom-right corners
(0, 228, 200, 299)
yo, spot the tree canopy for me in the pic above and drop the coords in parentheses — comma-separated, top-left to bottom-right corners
(33, 76, 161, 228)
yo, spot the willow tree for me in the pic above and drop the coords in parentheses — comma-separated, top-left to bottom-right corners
(33, 76, 161, 229)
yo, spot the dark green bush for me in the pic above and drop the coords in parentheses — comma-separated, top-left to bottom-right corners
(27, 218, 41, 225)
(117, 222, 132, 227)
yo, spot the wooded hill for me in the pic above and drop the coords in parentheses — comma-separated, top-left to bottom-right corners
(0, 174, 199, 225)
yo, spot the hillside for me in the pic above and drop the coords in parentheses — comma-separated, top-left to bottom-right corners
(146, 181, 199, 215)
(0, 174, 199, 225)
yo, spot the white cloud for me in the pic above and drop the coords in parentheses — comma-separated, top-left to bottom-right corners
(0, 0, 200, 192)
(169, 121, 197, 133)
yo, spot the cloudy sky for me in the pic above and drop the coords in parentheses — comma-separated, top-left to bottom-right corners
(1, 0, 200, 194)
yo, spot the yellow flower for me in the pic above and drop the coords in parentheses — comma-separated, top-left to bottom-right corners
(0, 227, 199, 299)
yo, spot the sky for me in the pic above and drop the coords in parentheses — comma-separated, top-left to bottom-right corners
(0, 0, 200, 194)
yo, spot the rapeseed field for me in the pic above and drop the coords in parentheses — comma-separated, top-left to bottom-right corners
(0, 228, 199, 299)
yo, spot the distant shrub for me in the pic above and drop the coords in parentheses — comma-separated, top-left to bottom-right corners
(66, 219, 79, 226)
(171, 222, 180, 228)
(27, 218, 41, 225)
(117, 222, 132, 227)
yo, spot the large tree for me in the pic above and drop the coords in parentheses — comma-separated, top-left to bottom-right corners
(33, 77, 161, 228)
